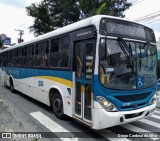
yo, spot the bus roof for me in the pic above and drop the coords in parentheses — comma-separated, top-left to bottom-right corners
(0, 15, 152, 53)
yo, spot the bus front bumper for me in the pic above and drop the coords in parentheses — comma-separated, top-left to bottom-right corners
(92, 102, 156, 130)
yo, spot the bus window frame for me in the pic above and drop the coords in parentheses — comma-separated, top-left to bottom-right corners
(49, 34, 71, 70)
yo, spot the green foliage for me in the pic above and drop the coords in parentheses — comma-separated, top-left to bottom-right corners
(79, 0, 132, 18)
(26, 2, 52, 36)
(26, 0, 132, 36)
(96, 3, 106, 15)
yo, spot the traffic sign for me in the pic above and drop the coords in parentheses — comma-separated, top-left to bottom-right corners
(3, 37, 11, 45)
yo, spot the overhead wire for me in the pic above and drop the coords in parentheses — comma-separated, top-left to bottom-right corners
(131, 0, 145, 5)
(134, 10, 160, 23)
(144, 18, 160, 24)
(129, 0, 160, 23)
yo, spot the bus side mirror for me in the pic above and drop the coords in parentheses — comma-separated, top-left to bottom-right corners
(99, 39, 106, 60)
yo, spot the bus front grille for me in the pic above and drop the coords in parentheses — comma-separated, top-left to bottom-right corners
(114, 92, 151, 102)
(121, 102, 146, 109)
(125, 111, 144, 119)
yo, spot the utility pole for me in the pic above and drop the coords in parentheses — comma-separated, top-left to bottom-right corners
(15, 29, 24, 43)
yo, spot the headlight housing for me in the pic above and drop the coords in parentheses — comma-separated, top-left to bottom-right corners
(97, 96, 118, 112)
(149, 93, 157, 105)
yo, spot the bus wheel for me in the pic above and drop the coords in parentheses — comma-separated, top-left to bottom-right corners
(10, 79, 15, 93)
(52, 91, 65, 119)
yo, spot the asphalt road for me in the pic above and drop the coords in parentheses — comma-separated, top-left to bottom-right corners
(0, 81, 160, 141)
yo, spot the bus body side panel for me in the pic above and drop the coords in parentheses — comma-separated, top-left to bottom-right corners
(4, 67, 73, 117)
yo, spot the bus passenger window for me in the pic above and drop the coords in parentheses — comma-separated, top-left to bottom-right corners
(27, 45, 34, 67)
(51, 39, 59, 53)
(50, 39, 59, 67)
(50, 35, 70, 69)
(35, 41, 49, 68)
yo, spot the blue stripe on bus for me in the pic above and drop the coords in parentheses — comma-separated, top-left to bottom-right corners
(5, 67, 72, 81)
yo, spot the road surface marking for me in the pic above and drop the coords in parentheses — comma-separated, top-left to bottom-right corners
(151, 114, 160, 120)
(30, 111, 160, 140)
(155, 110, 160, 114)
(121, 124, 158, 140)
(140, 118, 160, 129)
(31, 111, 131, 140)
(30, 111, 79, 141)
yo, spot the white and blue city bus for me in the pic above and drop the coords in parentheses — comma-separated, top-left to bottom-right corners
(0, 15, 158, 129)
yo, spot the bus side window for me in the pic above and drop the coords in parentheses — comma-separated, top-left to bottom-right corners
(35, 41, 49, 68)
(13, 49, 18, 66)
(59, 35, 70, 68)
(35, 43, 39, 67)
(24, 47, 27, 67)
(17, 48, 22, 66)
(50, 38, 59, 67)
(10, 51, 13, 66)
(50, 35, 70, 69)
(27, 44, 34, 67)
(20, 47, 25, 67)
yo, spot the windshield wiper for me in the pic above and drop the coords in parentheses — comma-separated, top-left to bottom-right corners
(117, 37, 129, 58)
(117, 37, 133, 67)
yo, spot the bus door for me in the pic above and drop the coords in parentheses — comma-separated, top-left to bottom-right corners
(74, 40, 95, 123)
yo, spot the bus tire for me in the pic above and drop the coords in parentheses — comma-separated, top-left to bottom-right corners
(52, 91, 65, 119)
(10, 79, 15, 93)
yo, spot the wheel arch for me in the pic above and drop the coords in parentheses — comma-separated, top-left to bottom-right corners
(48, 86, 63, 107)
(9, 75, 14, 85)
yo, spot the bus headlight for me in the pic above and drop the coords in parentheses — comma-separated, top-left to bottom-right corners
(97, 96, 118, 112)
(149, 93, 157, 105)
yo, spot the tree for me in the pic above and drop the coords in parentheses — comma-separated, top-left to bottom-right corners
(47, 0, 80, 27)
(26, 2, 52, 36)
(79, 0, 132, 19)
(26, 0, 80, 36)
(26, 0, 131, 36)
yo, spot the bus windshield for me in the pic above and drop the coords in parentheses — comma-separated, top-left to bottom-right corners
(99, 38, 157, 90)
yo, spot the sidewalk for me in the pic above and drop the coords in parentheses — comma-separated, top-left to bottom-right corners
(0, 98, 18, 132)
(0, 89, 53, 141)
(0, 98, 36, 141)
